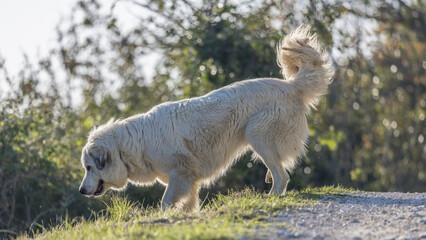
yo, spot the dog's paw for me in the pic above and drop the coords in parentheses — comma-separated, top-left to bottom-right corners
(265, 170, 273, 183)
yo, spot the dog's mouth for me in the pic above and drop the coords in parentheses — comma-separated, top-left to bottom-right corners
(93, 179, 104, 196)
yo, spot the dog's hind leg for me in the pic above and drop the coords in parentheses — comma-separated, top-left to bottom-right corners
(254, 146, 290, 195)
(246, 134, 290, 194)
(245, 108, 291, 195)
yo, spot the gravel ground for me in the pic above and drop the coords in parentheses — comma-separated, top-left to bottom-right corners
(262, 192, 426, 240)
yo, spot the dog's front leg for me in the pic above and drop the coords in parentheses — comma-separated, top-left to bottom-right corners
(161, 171, 194, 211)
(182, 184, 200, 212)
(265, 169, 273, 183)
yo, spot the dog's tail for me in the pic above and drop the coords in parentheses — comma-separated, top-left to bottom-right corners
(277, 25, 334, 108)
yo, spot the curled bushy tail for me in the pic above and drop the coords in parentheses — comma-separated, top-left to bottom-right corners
(277, 25, 334, 108)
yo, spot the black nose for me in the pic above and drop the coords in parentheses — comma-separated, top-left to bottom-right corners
(79, 187, 87, 195)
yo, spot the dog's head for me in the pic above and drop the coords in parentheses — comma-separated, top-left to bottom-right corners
(79, 122, 128, 197)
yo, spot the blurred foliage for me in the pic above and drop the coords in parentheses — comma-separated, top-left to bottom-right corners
(0, 0, 424, 237)
(0, 57, 106, 236)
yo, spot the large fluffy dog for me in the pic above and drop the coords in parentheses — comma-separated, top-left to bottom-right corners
(79, 26, 334, 211)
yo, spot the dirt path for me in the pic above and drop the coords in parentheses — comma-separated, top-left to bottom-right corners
(261, 192, 426, 239)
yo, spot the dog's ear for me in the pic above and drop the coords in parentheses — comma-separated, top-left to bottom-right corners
(92, 150, 111, 170)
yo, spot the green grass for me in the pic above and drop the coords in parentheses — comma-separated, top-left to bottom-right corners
(19, 186, 355, 240)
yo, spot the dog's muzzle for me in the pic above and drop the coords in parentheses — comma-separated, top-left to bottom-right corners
(93, 179, 104, 196)
(79, 179, 104, 196)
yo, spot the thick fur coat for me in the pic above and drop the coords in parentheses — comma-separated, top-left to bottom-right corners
(79, 25, 334, 211)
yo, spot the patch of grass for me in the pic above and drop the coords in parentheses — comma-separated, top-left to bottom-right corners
(298, 185, 357, 199)
(18, 186, 354, 240)
(104, 194, 138, 222)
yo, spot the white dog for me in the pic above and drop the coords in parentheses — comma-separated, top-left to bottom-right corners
(79, 25, 334, 211)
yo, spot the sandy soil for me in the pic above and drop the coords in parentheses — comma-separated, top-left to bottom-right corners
(261, 192, 426, 239)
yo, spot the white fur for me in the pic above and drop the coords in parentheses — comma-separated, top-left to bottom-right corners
(79, 25, 334, 211)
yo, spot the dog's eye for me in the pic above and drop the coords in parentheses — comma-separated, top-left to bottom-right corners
(86, 166, 91, 171)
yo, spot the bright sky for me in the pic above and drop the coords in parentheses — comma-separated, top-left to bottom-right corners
(0, 0, 77, 76)
(0, 0, 159, 104)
